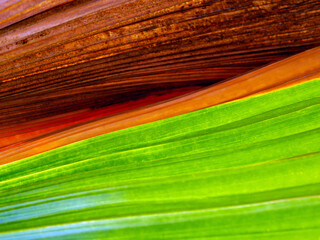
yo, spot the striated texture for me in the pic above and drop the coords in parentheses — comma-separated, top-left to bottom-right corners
(0, 79, 319, 239)
(1, 1, 320, 238)
(0, 0, 320, 126)
(0, 0, 75, 29)
(0, 86, 200, 150)
(1, 46, 320, 164)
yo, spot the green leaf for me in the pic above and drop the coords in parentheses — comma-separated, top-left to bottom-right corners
(0, 79, 319, 239)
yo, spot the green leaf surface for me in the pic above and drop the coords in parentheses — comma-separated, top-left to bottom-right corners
(0, 79, 320, 239)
